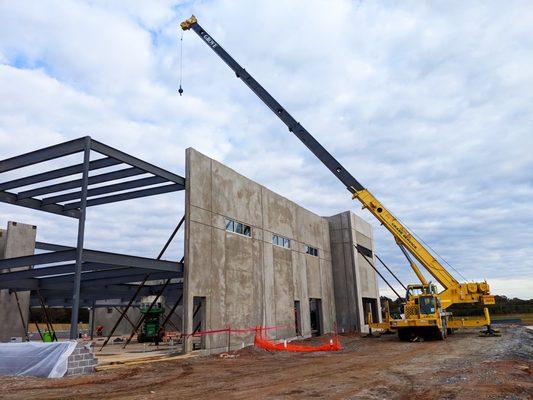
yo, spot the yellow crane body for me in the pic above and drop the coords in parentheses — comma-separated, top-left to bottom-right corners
(356, 187, 496, 339)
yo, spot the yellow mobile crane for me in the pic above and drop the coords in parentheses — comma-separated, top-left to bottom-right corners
(181, 16, 497, 340)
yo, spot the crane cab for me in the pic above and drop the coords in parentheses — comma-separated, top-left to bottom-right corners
(390, 283, 449, 341)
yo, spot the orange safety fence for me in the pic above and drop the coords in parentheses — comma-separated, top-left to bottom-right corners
(177, 324, 342, 353)
(254, 327, 342, 352)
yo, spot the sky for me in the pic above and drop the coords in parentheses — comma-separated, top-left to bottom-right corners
(0, 0, 531, 299)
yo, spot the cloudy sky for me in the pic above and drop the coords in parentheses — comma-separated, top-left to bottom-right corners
(0, 1, 531, 299)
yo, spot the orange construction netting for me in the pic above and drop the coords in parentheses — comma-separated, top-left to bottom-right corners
(254, 328, 342, 352)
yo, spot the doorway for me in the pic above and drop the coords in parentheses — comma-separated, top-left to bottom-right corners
(294, 301, 301, 336)
(309, 298, 322, 337)
(192, 296, 206, 349)
(362, 297, 378, 324)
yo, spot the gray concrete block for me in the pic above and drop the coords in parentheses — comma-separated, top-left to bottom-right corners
(82, 366, 95, 374)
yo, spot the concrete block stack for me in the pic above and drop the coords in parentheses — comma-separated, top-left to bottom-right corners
(66, 343, 97, 376)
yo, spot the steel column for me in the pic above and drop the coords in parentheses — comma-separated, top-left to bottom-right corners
(70, 137, 91, 340)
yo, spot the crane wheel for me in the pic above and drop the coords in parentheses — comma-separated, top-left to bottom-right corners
(397, 328, 413, 341)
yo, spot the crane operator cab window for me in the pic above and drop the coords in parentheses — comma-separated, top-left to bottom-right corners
(419, 296, 436, 315)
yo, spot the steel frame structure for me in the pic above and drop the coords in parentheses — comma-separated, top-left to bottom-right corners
(0, 136, 185, 339)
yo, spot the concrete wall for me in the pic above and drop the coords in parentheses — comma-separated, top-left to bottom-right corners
(183, 148, 336, 353)
(93, 299, 183, 337)
(93, 300, 142, 337)
(0, 221, 36, 342)
(327, 211, 381, 333)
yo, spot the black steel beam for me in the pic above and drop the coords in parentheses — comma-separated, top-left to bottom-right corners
(0, 157, 120, 191)
(0, 278, 38, 290)
(64, 183, 184, 210)
(35, 242, 72, 252)
(185, 21, 365, 193)
(34, 289, 183, 304)
(0, 250, 76, 272)
(0, 262, 145, 282)
(81, 249, 182, 272)
(37, 271, 178, 290)
(17, 167, 145, 200)
(0, 191, 80, 219)
(0, 263, 77, 281)
(0, 137, 86, 173)
(90, 140, 185, 185)
(41, 176, 168, 205)
(35, 282, 183, 299)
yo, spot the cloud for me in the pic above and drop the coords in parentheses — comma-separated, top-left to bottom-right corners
(0, 0, 531, 298)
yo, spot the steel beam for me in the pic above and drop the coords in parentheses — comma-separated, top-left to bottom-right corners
(35, 242, 72, 251)
(38, 271, 178, 290)
(0, 191, 80, 219)
(0, 157, 120, 191)
(0, 262, 141, 282)
(0, 250, 76, 272)
(90, 140, 185, 185)
(41, 176, 168, 205)
(81, 249, 182, 272)
(0, 278, 38, 290)
(63, 183, 184, 210)
(36, 282, 182, 299)
(0, 137, 86, 173)
(17, 167, 145, 200)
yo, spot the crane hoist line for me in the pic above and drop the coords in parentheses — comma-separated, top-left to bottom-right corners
(180, 15, 498, 340)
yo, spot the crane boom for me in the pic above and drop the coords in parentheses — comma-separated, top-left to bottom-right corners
(181, 17, 363, 194)
(180, 16, 494, 313)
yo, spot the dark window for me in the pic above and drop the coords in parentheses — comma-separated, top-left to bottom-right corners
(306, 245, 318, 257)
(357, 244, 373, 258)
(419, 296, 436, 315)
(272, 234, 290, 249)
(225, 218, 251, 237)
(225, 219, 234, 232)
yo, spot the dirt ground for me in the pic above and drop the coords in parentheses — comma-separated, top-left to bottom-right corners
(1, 325, 531, 400)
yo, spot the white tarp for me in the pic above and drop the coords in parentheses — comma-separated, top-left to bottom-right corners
(0, 341, 77, 378)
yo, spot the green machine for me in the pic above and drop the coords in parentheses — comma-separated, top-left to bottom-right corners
(137, 300, 165, 343)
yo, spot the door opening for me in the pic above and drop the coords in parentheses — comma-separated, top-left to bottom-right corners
(362, 297, 378, 324)
(294, 301, 301, 336)
(309, 298, 322, 337)
(192, 296, 206, 350)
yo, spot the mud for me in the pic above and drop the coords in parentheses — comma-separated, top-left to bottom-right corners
(0, 325, 531, 399)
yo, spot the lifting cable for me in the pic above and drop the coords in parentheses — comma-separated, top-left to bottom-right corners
(394, 214, 469, 282)
(178, 30, 184, 96)
(374, 253, 407, 291)
(354, 244, 404, 301)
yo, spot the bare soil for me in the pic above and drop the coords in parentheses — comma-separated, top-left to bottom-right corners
(1, 325, 531, 400)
